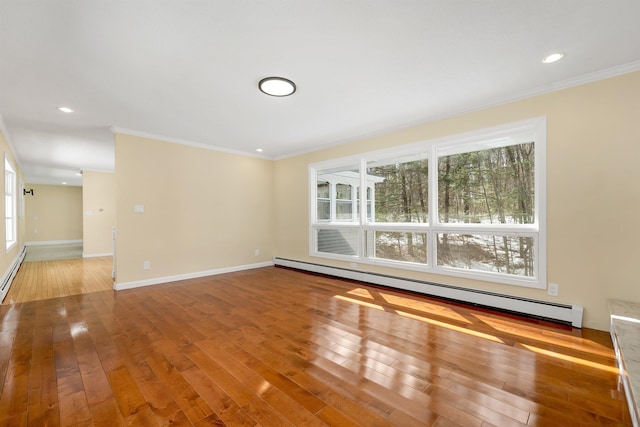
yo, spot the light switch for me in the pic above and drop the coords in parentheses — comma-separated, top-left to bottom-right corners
(134, 204, 145, 213)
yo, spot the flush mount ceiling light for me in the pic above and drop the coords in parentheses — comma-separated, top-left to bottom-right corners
(57, 106, 74, 113)
(259, 77, 296, 97)
(542, 52, 565, 64)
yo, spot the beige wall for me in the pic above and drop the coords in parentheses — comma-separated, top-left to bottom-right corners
(274, 71, 640, 331)
(0, 128, 26, 283)
(24, 184, 83, 243)
(114, 134, 274, 284)
(82, 171, 116, 256)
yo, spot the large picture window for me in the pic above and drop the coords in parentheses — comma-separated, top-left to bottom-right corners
(309, 118, 546, 288)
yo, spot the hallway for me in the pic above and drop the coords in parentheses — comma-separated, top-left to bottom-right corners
(2, 256, 113, 304)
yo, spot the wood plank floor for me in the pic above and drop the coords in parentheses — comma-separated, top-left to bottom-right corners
(0, 265, 631, 426)
(2, 257, 114, 304)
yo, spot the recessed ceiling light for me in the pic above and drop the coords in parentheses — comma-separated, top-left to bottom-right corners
(57, 106, 74, 113)
(542, 53, 565, 64)
(256, 148, 263, 152)
(61, 181, 67, 185)
(259, 77, 296, 97)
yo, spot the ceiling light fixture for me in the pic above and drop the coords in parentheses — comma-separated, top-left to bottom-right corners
(57, 106, 74, 113)
(542, 53, 565, 64)
(259, 77, 296, 97)
(256, 148, 264, 152)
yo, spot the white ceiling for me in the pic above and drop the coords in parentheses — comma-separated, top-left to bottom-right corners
(1, 1, 639, 187)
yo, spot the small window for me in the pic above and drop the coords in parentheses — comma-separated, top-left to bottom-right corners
(317, 182, 330, 221)
(335, 183, 353, 221)
(5, 155, 17, 251)
(315, 165, 360, 223)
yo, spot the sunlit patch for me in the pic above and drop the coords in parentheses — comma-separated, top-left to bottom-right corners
(472, 313, 615, 358)
(343, 288, 471, 323)
(334, 295, 385, 311)
(335, 290, 620, 374)
(520, 344, 620, 374)
(334, 293, 504, 344)
(378, 293, 470, 323)
(611, 314, 640, 324)
(346, 288, 374, 298)
(396, 310, 505, 344)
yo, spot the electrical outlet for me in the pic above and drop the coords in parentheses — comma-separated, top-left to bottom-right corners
(143, 261, 151, 270)
(350, 262, 358, 269)
(254, 249, 260, 257)
(548, 282, 559, 297)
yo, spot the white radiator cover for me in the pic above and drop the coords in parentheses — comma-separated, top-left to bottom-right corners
(274, 257, 583, 328)
(0, 245, 26, 303)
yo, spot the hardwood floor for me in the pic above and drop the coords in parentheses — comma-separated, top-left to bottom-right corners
(0, 266, 631, 426)
(2, 257, 114, 304)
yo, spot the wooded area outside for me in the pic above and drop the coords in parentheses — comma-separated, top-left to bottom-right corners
(314, 140, 537, 279)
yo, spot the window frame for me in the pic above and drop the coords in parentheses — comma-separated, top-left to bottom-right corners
(5, 154, 17, 252)
(309, 117, 546, 289)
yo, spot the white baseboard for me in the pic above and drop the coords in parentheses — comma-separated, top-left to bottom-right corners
(26, 239, 83, 246)
(274, 257, 584, 328)
(1, 245, 26, 303)
(83, 252, 113, 258)
(114, 261, 274, 291)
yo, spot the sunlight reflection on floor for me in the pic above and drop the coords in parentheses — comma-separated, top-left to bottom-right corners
(335, 289, 620, 374)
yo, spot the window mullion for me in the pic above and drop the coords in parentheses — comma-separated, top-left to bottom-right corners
(359, 158, 367, 259)
(428, 144, 438, 268)
(329, 182, 336, 222)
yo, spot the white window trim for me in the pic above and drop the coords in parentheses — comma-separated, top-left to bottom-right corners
(5, 154, 17, 252)
(309, 117, 546, 289)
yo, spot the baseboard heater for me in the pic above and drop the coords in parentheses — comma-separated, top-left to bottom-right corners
(273, 257, 583, 328)
(0, 245, 26, 303)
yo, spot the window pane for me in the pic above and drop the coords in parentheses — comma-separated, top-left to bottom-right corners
(336, 201, 353, 220)
(335, 183, 354, 221)
(438, 142, 534, 224)
(5, 219, 12, 241)
(356, 188, 372, 221)
(5, 196, 12, 218)
(317, 228, 358, 256)
(336, 184, 351, 200)
(317, 182, 330, 220)
(437, 233, 535, 277)
(367, 154, 428, 223)
(317, 165, 360, 223)
(317, 200, 330, 221)
(317, 182, 329, 198)
(366, 231, 427, 264)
